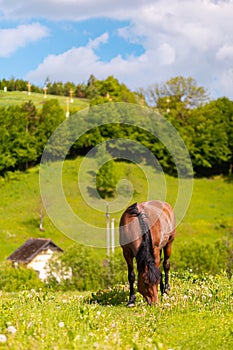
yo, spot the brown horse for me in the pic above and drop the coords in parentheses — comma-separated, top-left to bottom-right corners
(119, 200, 176, 306)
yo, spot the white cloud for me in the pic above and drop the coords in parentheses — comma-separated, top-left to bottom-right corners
(87, 32, 109, 49)
(0, 23, 49, 57)
(0, 0, 143, 20)
(156, 43, 176, 65)
(1, 0, 233, 98)
(217, 44, 233, 61)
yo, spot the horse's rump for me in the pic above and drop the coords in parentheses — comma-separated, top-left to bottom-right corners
(120, 200, 175, 248)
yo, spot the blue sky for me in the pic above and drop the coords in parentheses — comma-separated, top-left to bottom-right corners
(0, 0, 233, 99)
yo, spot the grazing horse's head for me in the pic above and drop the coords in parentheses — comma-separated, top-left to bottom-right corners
(137, 263, 161, 305)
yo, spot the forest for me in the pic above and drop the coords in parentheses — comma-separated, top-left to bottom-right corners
(0, 75, 232, 177)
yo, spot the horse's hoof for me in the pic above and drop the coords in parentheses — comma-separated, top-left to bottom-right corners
(127, 302, 135, 307)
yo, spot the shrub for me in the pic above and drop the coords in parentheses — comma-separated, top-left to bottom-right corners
(0, 261, 44, 291)
(47, 244, 109, 291)
(87, 284, 129, 305)
(171, 235, 233, 276)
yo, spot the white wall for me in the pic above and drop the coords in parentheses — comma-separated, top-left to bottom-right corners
(27, 249, 54, 281)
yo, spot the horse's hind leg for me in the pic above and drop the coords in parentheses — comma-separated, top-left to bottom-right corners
(163, 240, 173, 293)
(123, 251, 136, 306)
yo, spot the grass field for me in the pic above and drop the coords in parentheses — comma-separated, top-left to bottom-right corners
(0, 274, 232, 349)
(0, 158, 232, 261)
(0, 90, 89, 112)
(0, 159, 233, 349)
(0, 90, 232, 349)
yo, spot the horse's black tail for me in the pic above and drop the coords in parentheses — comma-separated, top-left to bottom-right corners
(129, 203, 161, 285)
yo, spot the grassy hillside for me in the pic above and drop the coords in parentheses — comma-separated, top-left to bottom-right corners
(0, 158, 232, 261)
(0, 90, 89, 111)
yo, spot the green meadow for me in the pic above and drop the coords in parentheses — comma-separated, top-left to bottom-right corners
(0, 158, 232, 260)
(0, 90, 89, 111)
(0, 274, 232, 349)
(0, 158, 233, 349)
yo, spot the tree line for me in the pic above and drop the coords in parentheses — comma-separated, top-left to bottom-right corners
(0, 75, 139, 102)
(0, 76, 232, 177)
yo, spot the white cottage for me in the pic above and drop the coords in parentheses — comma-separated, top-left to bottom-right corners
(7, 238, 63, 280)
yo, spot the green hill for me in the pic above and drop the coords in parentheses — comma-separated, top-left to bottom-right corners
(0, 89, 89, 111)
(0, 158, 232, 261)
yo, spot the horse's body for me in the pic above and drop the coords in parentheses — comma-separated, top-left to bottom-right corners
(119, 200, 176, 306)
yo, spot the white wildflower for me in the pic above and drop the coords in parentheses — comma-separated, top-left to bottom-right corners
(58, 322, 64, 328)
(163, 303, 171, 307)
(0, 334, 7, 343)
(7, 326, 17, 335)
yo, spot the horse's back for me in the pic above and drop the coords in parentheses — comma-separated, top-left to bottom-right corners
(120, 200, 175, 250)
(140, 200, 175, 249)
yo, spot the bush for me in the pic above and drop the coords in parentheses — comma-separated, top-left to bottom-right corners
(47, 245, 128, 292)
(87, 284, 129, 305)
(109, 249, 128, 285)
(47, 244, 109, 291)
(0, 262, 44, 291)
(171, 235, 233, 276)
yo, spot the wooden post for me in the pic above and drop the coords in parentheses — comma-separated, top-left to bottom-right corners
(66, 98, 70, 118)
(111, 218, 115, 254)
(70, 89, 74, 103)
(43, 86, 48, 98)
(106, 203, 110, 257)
(27, 82, 31, 96)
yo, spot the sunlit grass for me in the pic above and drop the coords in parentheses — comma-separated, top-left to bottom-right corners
(0, 90, 89, 111)
(0, 158, 232, 260)
(0, 274, 232, 349)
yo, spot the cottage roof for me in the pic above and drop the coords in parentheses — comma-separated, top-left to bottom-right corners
(7, 238, 63, 263)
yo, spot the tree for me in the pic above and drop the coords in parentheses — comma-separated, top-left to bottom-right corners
(63, 81, 76, 97)
(147, 76, 209, 111)
(96, 160, 119, 198)
(182, 100, 231, 175)
(95, 144, 119, 198)
(213, 97, 233, 175)
(90, 76, 138, 105)
(36, 99, 65, 159)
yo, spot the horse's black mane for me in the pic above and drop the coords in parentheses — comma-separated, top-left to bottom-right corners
(128, 203, 160, 285)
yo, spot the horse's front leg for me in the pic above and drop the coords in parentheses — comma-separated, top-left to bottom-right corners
(127, 263, 136, 306)
(153, 246, 163, 297)
(123, 251, 136, 307)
